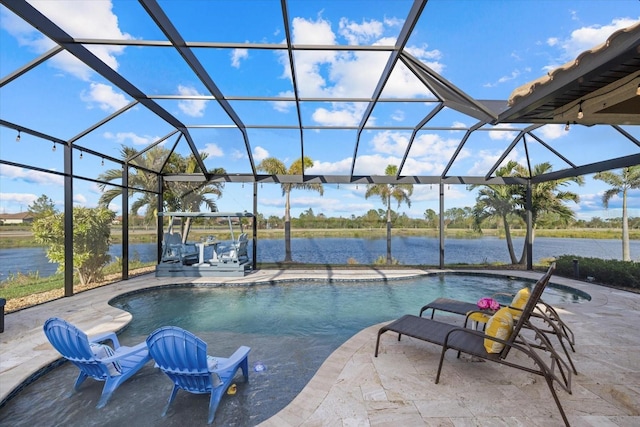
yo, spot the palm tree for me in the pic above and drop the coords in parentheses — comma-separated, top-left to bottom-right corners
(593, 166, 640, 261)
(513, 162, 584, 264)
(257, 156, 323, 262)
(98, 146, 224, 240)
(365, 164, 413, 264)
(98, 146, 172, 225)
(471, 161, 583, 265)
(164, 153, 225, 239)
(470, 160, 520, 263)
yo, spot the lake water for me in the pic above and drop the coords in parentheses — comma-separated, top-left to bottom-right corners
(1, 235, 638, 281)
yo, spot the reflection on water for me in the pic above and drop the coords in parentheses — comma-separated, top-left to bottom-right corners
(0, 275, 588, 426)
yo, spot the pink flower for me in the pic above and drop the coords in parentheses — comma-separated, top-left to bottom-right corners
(477, 297, 500, 311)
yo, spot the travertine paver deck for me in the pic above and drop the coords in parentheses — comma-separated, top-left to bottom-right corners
(1, 269, 639, 426)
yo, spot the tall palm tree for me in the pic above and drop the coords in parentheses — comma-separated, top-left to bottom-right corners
(365, 164, 413, 264)
(470, 160, 520, 263)
(257, 156, 323, 262)
(593, 166, 640, 261)
(513, 162, 583, 264)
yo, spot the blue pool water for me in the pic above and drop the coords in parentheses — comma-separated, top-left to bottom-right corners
(0, 274, 589, 426)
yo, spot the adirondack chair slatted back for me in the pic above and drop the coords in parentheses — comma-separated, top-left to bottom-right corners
(44, 317, 110, 379)
(498, 263, 555, 360)
(147, 327, 212, 393)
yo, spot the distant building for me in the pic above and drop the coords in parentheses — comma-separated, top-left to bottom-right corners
(0, 212, 35, 225)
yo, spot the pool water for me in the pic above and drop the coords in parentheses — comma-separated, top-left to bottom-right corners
(0, 274, 589, 426)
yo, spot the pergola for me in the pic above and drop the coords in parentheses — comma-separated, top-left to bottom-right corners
(1, 1, 639, 295)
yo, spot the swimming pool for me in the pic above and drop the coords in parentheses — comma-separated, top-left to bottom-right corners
(0, 273, 589, 426)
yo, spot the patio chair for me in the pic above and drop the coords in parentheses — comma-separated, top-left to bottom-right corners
(217, 232, 249, 264)
(419, 272, 577, 374)
(146, 326, 250, 424)
(43, 317, 151, 408)
(161, 232, 199, 265)
(375, 263, 574, 427)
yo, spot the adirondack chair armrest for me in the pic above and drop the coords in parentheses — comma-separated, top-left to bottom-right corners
(103, 341, 149, 363)
(90, 331, 121, 349)
(212, 346, 251, 372)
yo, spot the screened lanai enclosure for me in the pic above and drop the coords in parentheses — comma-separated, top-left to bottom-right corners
(1, 1, 639, 294)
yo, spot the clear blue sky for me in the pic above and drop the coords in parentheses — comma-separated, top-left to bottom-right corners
(1, 0, 638, 221)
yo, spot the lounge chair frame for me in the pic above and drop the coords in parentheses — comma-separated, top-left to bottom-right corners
(375, 264, 574, 427)
(420, 290, 578, 374)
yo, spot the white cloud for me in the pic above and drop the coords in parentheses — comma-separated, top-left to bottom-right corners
(231, 48, 248, 68)
(0, 164, 64, 186)
(488, 124, 518, 141)
(338, 18, 384, 45)
(177, 85, 207, 117)
(103, 131, 159, 146)
(391, 110, 405, 122)
(370, 131, 409, 156)
(483, 69, 522, 88)
(6, 1, 132, 80)
(537, 124, 569, 140)
(202, 143, 224, 158)
(253, 146, 270, 162)
(312, 104, 366, 126)
(73, 193, 88, 206)
(0, 192, 38, 207)
(467, 149, 522, 176)
(544, 17, 640, 72)
(307, 157, 354, 174)
(274, 15, 444, 123)
(80, 82, 128, 111)
(231, 149, 246, 160)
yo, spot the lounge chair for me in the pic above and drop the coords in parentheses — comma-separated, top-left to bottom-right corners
(419, 274, 577, 374)
(43, 317, 151, 408)
(375, 264, 574, 427)
(146, 326, 250, 424)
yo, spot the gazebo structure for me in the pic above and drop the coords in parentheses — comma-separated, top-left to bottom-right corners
(1, 1, 639, 295)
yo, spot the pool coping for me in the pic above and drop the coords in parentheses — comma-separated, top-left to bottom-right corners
(2, 268, 638, 426)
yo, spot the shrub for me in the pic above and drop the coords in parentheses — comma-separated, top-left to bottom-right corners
(554, 255, 640, 290)
(373, 255, 400, 265)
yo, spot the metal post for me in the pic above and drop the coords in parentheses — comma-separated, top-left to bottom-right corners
(64, 143, 74, 297)
(439, 181, 445, 269)
(157, 175, 164, 263)
(253, 181, 258, 268)
(526, 181, 533, 270)
(121, 162, 129, 280)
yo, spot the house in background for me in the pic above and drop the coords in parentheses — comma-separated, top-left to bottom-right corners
(0, 213, 34, 225)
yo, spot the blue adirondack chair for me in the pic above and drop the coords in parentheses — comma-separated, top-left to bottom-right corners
(146, 326, 250, 424)
(43, 317, 151, 408)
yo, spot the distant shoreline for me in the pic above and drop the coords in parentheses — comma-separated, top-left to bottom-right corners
(0, 227, 637, 249)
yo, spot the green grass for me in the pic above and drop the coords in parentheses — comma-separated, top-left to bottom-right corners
(0, 271, 64, 300)
(0, 259, 155, 302)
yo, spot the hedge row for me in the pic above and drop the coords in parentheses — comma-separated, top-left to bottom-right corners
(554, 255, 640, 290)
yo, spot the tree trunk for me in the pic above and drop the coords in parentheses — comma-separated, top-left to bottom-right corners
(386, 221, 392, 264)
(623, 188, 630, 261)
(518, 227, 536, 265)
(502, 215, 518, 264)
(386, 199, 392, 264)
(284, 189, 292, 262)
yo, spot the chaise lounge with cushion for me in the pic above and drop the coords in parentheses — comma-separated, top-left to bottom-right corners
(375, 263, 574, 427)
